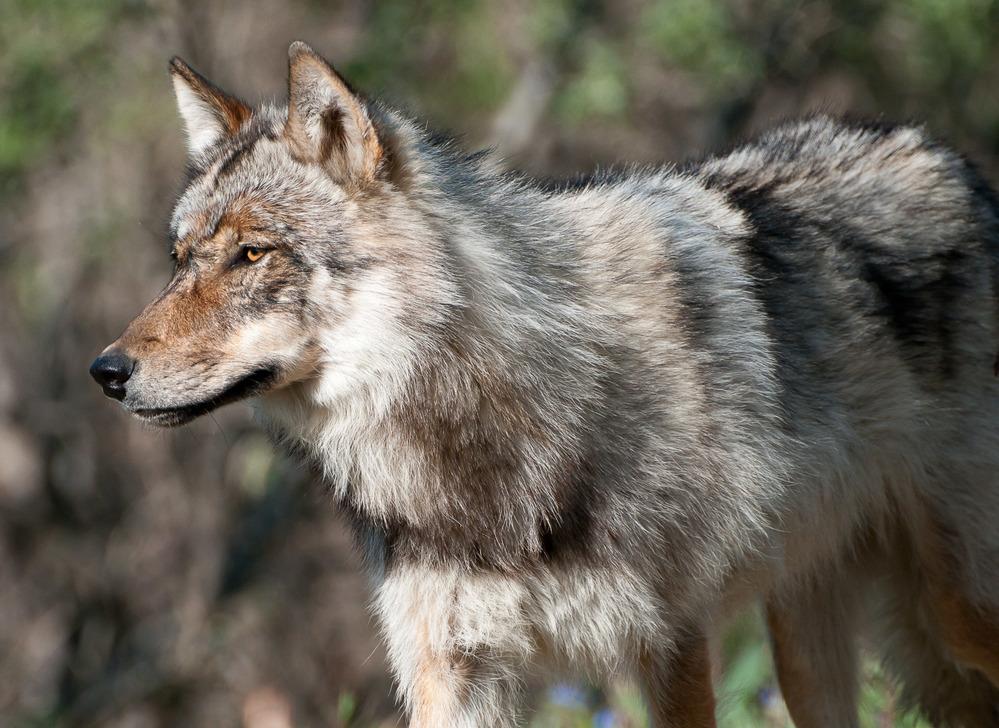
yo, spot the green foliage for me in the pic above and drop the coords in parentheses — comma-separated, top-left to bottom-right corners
(345, 1, 513, 118)
(0, 0, 132, 183)
(640, 0, 761, 93)
(906, 0, 994, 74)
(337, 691, 358, 726)
(556, 38, 629, 122)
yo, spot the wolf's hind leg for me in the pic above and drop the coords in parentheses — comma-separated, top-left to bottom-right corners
(923, 561, 999, 685)
(875, 566, 999, 727)
(766, 582, 860, 728)
(873, 488, 999, 725)
(909, 490, 999, 687)
(638, 629, 717, 728)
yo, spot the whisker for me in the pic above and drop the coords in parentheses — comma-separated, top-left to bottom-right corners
(209, 411, 231, 446)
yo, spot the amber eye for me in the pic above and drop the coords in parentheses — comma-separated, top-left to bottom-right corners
(244, 246, 266, 263)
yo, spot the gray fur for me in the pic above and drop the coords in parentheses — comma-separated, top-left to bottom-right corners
(96, 45, 999, 726)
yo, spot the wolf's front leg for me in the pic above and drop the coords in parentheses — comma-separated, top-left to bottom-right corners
(403, 649, 525, 728)
(639, 629, 717, 728)
(765, 583, 860, 728)
(376, 567, 532, 727)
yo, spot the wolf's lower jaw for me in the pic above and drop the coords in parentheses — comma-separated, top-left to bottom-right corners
(132, 366, 279, 427)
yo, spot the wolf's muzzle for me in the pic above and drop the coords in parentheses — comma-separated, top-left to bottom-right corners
(89, 350, 135, 401)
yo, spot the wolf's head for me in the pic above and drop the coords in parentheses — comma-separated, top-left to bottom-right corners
(91, 42, 456, 426)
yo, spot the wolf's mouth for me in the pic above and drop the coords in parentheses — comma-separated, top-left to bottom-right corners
(133, 367, 279, 427)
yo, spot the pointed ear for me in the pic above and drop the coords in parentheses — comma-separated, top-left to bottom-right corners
(169, 57, 251, 157)
(285, 41, 383, 184)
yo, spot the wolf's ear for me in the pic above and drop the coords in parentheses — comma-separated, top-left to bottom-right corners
(169, 57, 251, 157)
(285, 41, 383, 184)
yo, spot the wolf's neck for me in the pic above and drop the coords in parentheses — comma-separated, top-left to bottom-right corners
(258, 167, 611, 566)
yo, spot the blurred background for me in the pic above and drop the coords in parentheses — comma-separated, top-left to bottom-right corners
(2, 0, 998, 726)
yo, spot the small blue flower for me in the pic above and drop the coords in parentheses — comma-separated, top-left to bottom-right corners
(548, 683, 590, 709)
(593, 707, 618, 728)
(758, 686, 780, 710)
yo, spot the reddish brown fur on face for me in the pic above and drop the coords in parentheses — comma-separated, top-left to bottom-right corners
(169, 57, 251, 136)
(118, 199, 278, 359)
(116, 268, 226, 356)
(215, 200, 273, 244)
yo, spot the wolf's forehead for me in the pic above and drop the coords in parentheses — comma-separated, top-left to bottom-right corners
(170, 137, 278, 230)
(170, 139, 340, 240)
(171, 192, 235, 242)
(171, 194, 211, 241)
(170, 195, 274, 248)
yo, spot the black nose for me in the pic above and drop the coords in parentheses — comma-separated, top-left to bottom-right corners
(89, 351, 134, 401)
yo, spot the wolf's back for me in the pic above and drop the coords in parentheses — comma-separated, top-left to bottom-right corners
(688, 117, 999, 418)
(684, 117, 999, 724)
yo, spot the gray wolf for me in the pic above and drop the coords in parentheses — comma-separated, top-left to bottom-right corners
(90, 42, 999, 726)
